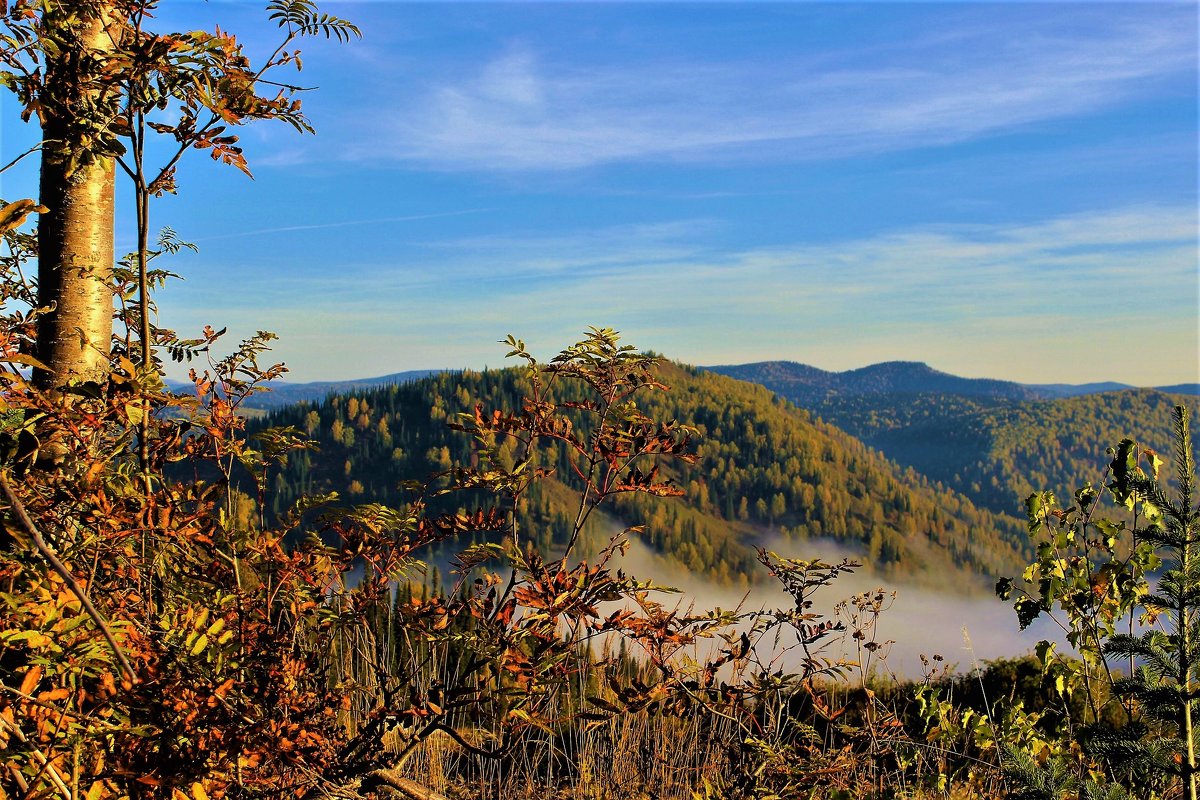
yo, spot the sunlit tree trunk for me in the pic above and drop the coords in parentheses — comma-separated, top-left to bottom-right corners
(35, 2, 118, 389)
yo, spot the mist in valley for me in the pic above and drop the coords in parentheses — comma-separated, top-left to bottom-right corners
(612, 533, 1066, 680)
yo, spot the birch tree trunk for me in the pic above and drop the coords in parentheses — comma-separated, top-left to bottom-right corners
(34, 2, 118, 389)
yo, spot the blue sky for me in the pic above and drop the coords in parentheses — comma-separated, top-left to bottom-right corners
(2, 2, 1197, 384)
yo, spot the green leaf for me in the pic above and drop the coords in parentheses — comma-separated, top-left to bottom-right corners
(1108, 438, 1140, 508)
(1035, 639, 1056, 668)
(1026, 491, 1055, 533)
(1014, 596, 1044, 630)
(1094, 518, 1124, 549)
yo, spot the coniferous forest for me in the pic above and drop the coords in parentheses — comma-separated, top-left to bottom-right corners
(1, 3, 1198, 800)
(254, 363, 1032, 587)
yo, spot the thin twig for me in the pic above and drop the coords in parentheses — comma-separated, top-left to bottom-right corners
(963, 626, 1007, 790)
(0, 470, 138, 683)
(0, 712, 73, 799)
(364, 770, 452, 800)
(0, 143, 41, 175)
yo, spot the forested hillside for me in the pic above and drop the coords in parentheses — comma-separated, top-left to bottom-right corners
(860, 389, 1200, 515)
(706, 363, 1199, 516)
(778, 388, 1197, 516)
(254, 361, 1028, 588)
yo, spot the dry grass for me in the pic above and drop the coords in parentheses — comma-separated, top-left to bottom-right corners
(385, 709, 735, 800)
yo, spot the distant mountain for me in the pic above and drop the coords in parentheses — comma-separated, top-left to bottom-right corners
(185, 360, 1194, 415)
(1158, 383, 1200, 396)
(170, 369, 441, 410)
(250, 362, 1030, 589)
(706, 361, 1043, 407)
(1026, 381, 1133, 398)
(705, 360, 1197, 402)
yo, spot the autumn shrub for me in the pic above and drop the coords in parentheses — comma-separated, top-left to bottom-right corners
(0, 293, 969, 799)
(0, 305, 794, 798)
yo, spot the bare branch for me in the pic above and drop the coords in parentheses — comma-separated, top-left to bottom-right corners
(0, 142, 41, 175)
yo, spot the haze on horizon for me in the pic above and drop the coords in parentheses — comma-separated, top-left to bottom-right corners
(2, 2, 1196, 386)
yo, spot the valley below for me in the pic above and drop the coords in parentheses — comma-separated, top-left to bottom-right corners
(246, 355, 1195, 674)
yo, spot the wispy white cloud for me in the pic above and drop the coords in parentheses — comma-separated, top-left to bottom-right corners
(164, 204, 1198, 384)
(412, 219, 717, 279)
(347, 8, 1195, 171)
(189, 208, 490, 242)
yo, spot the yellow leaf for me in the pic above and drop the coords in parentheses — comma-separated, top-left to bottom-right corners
(21, 631, 53, 649)
(190, 633, 209, 656)
(191, 783, 209, 800)
(2, 353, 51, 372)
(125, 402, 144, 426)
(0, 199, 47, 234)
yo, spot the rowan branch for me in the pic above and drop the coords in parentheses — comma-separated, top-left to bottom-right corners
(0, 470, 138, 683)
(0, 712, 73, 799)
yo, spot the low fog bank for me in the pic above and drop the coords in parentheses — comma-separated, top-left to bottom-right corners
(616, 534, 1066, 680)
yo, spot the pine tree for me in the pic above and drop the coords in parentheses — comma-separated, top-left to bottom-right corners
(1099, 407, 1199, 799)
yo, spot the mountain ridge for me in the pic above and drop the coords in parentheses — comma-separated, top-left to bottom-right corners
(227, 360, 1195, 411)
(172, 369, 439, 410)
(703, 360, 1196, 402)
